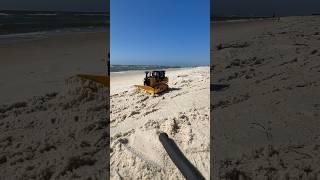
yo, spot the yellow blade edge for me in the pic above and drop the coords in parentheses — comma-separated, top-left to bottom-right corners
(77, 74, 110, 87)
(134, 85, 155, 95)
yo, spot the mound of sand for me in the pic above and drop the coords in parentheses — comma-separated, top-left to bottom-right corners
(110, 67, 210, 179)
(0, 76, 108, 179)
(219, 143, 320, 179)
(212, 16, 320, 179)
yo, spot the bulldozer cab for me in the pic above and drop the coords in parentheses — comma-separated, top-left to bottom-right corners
(144, 70, 167, 86)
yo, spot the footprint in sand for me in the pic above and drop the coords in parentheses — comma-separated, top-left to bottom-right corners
(279, 58, 298, 66)
(216, 41, 250, 50)
(125, 129, 165, 168)
(128, 111, 140, 117)
(310, 49, 318, 55)
(143, 109, 159, 116)
(211, 84, 230, 92)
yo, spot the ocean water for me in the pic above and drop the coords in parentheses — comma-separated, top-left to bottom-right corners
(212, 16, 271, 22)
(110, 65, 183, 72)
(0, 10, 109, 35)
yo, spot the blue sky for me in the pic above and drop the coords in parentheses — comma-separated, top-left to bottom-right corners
(111, 0, 209, 66)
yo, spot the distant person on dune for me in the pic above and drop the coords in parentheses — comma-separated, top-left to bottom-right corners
(272, 12, 275, 19)
(272, 12, 280, 22)
(107, 50, 110, 76)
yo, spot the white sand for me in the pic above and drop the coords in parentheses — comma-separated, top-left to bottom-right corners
(212, 16, 320, 179)
(110, 67, 210, 179)
(0, 77, 108, 179)
(0, 30, 109, 179)
(0, 30, 108, 104)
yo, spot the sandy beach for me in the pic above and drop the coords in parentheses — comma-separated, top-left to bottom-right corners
(212, 16, 320, 179)
(110, 67, 210, 179)
(0, 29, 108, 104)
(0, 29, 109, 179)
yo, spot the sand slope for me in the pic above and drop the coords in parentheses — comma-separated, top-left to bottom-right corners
(0, 77, 108, 179)
(0, 30, 108, 104)
(110, 67, 210, 179)
(212, 16, 320, 179)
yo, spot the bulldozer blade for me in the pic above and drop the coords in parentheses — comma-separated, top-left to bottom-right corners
(134, 85, 155, 95)
(77, 74, 109, 86)
(134, 83, 168, 95)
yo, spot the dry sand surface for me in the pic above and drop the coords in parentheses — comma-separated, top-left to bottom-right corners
(0, 30, 109, 179)
(0, 77, 108, 179)
(0, 29, 108, 104)
(110, 67, 210, 179)
(212, 16, 320, 179)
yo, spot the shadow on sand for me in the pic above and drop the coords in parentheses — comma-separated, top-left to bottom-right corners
(211, 84, 230, 92)
(155, 87, 181, 96)
(168, 87, 181, 91)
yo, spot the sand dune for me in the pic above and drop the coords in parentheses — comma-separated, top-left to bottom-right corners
(212, 16, 320, 179)
(0, 30, 108, 104)
(110, 67, 210, 179)
(0, 30, 109, 179)
(0, 77, 108, 179)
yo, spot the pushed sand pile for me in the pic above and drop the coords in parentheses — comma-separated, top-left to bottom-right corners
(212, 16, 320, 179)
(0, 76, 108, 179)
(219, 143, 320, 179)
(110, 67, 210, 179)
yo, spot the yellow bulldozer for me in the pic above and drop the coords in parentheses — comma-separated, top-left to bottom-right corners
(75, 49, 168, 96)
(134, 70, 169, 95)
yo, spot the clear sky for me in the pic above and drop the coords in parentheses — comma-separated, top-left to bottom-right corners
(111, 0, 210, 66)
(212, 0, 320, 17)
